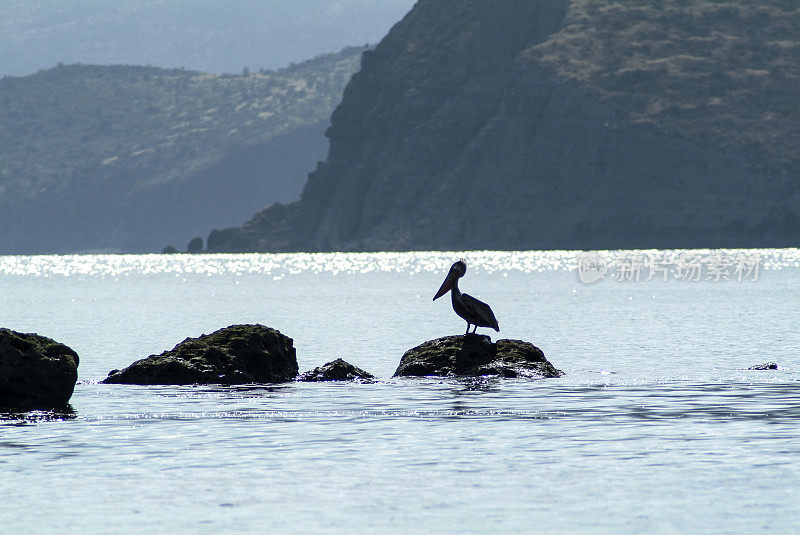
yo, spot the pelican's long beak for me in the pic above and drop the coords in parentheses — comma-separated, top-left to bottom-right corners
(433, 270, 456, 300)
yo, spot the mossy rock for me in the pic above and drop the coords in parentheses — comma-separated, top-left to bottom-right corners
(0, 328, 80, 408)
(298, 358, 375, 382)
(394, 335, 563, 379)
(103, 324, 297, 385)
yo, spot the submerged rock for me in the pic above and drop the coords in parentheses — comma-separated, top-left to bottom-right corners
(298, 358, 375, 382)
(747, 362, 778, 370)
(394, 335, 563, 379)
(0, 328, 80, 408)
(103, 324, 297, 385)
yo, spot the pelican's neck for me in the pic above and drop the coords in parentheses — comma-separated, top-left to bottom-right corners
(450, 277, 461, 299)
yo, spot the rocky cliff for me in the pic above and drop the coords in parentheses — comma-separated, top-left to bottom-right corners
(207, 0, 799, 252)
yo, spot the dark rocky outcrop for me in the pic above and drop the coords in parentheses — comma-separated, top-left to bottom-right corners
(747, 362, 778, 370)
(186, 237, 203, 254)
(298, 358, 375, 382)
(394, 335, 563, 379)
(206, 0, 799, 253)
(0, 328, 80, 408)
(103, 324, 297, 385)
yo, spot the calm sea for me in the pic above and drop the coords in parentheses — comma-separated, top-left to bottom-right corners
(1, 250, 799, 533)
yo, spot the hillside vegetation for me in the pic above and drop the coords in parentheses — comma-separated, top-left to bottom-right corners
(530, 0, 800, 173)
(0, 46, 366, 252)
(206, 0, 799, 252)
(0, 47, 362, 201)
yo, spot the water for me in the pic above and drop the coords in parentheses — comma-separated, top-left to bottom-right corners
(1, 250, 799, 533)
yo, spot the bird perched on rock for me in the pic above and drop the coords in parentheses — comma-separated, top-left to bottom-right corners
(433, 260, 499, 335)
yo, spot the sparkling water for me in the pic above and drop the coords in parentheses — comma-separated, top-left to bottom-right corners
(1, 250, 799, 533)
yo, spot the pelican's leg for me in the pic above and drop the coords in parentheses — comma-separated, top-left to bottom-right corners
(465, 323, 471, 335)
(471, 325, 478, 334)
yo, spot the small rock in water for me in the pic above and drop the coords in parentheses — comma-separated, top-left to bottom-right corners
(103, 324, 297, 385)
(186, 237, 203, 253)
(0, 328, 80, 408)
(747, 362, 778, 370)
(298, 358, 375, 382)
(394, 334, 563, 378)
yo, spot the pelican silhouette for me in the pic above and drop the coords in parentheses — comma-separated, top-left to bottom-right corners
(433, 260, 499, 335)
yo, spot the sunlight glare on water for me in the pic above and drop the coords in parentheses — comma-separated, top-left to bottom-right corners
(1, 248, 798, 278)
(1, 249, 799, 534)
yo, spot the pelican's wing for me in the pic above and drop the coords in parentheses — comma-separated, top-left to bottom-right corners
(461, 293, 500, 331)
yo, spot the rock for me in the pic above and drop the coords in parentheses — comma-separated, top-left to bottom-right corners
(393, 335, 563, 378)
(747, 362, 778, 370)
(103, 324, 298, 385)
(0, 328, 80, 408)
(186, 237, 203, 253)
(206, 202, 302, 253)
(161, 245, 179, 254)
(298, 358, 375, 382)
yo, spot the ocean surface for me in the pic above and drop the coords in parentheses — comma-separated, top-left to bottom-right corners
(1, 249, 799, 534)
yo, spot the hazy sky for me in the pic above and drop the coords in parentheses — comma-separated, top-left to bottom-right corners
(0, 0, 416, 77)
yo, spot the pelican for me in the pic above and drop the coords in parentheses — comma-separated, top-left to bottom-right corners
(433, 260, 499, 335)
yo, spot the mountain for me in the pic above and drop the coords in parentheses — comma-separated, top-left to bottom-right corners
(206, 0, 800, 252)
(0, 0, 414, 77)
(0, 46, 366, 253)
